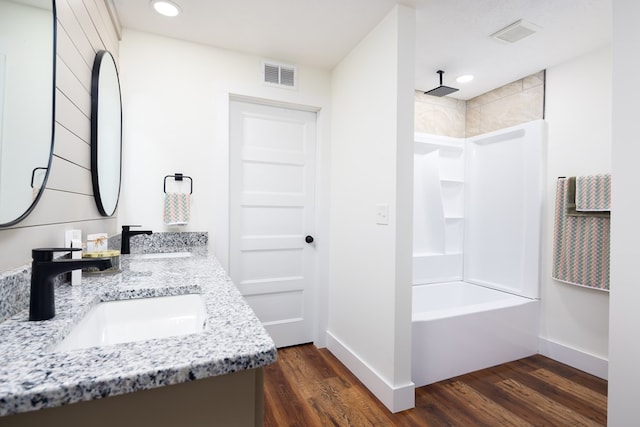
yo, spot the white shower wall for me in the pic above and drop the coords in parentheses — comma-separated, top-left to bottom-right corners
(413, 120, 546, 296)
(413, 135, 464, 283)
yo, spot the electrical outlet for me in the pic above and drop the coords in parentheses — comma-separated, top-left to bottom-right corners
(376, 204, 389, 225)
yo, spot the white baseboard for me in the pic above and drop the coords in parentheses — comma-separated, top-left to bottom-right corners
(538, 337, 608, 380)
(326, 331, 415, 413)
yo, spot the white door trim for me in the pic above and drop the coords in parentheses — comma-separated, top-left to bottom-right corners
(228, 97, 322, 347)
(213, 92, 329, 347)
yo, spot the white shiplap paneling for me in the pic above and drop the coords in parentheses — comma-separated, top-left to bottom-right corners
(56, 0, 96, 68)
(47, 156, 93, 195)
(0, 0, 121, 271)
(14, 189, 102, 227)
(68, 0, 105, 53)
(0, 217, 116, 269)
(56, 28, 92, 91)
(56, 55, 91, 114)
(55, 89, 90, 140)
(54, 123, 91, 170)
(85, 0, 119, 56)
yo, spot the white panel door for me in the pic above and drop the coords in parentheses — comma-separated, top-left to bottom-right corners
(229, 100, 316, 348)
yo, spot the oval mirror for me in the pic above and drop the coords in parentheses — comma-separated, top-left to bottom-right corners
(0, 0, 55, 226)
(91, 50, 122, 217)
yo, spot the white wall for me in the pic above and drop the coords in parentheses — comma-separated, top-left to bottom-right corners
(118, 29, 332, 343)
(540, 47, 611, 378)
(608, 0, 640, 423)
(0, 0, 120, 271)
(327, 5, 415, 412)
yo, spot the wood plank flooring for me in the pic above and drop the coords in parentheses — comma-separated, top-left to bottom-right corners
(264, 344, 607, 426)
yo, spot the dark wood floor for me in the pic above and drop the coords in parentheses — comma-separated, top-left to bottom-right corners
(264, 344, 607, 426)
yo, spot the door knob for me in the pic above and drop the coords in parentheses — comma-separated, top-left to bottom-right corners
(305, 235, 314, 244)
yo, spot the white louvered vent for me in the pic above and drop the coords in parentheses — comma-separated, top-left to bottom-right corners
(262, 61, 297, 89)
(264, 63, 280, 84)
(491, 19, 540, 43)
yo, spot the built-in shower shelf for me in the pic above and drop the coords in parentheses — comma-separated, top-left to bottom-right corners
(415, 133, 464, 154)
(414, 252, 447, 257)
(414, 132, 466, 284)
(413, 252, 463, 257)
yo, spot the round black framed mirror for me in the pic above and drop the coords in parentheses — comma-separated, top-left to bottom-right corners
(90, 50, 122, 217)
(0, 0, 56, 227)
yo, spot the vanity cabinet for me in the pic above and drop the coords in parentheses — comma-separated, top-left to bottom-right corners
(0, 251, 276, 427)
(0, 369, 264, 427)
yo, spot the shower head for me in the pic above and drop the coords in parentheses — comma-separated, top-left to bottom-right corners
(424, 70, 459, 97)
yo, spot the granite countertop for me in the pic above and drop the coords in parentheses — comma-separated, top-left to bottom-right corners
(0, 251, 277, 416)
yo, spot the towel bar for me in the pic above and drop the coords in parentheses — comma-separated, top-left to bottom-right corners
(164, 173, 193, 194)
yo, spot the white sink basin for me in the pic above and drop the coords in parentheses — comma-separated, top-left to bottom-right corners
(54, 294, 207, 352)
(132, 252, 193, 260)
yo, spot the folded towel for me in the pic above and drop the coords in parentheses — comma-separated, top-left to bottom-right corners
(567, 177, 609, 218)
(164, 193, 190, 226)
(575, 174, 611, 211)
(552, 178, 610, 291)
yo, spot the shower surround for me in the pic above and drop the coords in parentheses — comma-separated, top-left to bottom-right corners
(412, 120, 546, 386)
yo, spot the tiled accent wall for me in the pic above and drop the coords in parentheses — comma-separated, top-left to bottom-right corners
(414, 91, 466, 138)
(466, 71, 545, 137)
(414, 70, 545, 138)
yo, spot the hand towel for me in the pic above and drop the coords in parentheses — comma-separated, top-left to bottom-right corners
(575, 174, 611, 211)
(552, 178, 610, 291)
(164, 193, 190, 226)
(567, 177, 609, 218)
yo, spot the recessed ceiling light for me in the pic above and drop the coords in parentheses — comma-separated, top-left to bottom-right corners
(151, 0, 181, 17)
(456, 74, 474, 83)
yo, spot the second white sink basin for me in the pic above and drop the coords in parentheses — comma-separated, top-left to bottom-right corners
(54, 294, 207, 352)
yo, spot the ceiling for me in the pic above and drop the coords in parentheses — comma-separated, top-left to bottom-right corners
(112, 0, 612, 100)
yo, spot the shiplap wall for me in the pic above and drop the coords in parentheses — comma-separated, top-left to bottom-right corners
(0, 0, 121, 271)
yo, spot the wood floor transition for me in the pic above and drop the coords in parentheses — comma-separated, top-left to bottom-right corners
(264, 344, 607, 426)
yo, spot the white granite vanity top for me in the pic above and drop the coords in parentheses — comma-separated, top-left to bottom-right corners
(0, 252, 277, 416)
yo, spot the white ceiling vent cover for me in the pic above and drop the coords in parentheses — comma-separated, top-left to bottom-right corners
(491, 19, 540, 43)
(262, 61, 297, 89)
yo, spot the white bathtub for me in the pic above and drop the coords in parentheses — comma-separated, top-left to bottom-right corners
(412, 281, 539, 387)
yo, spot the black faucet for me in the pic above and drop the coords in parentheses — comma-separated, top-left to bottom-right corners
(121, 225, 153, 254)
(29, 248, 112, 321)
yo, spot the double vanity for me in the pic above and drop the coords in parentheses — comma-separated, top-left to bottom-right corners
(0, 2, 275, 423)
(0, 245, 276, 426)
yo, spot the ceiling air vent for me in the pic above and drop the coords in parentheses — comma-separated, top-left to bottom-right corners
(491, 19, 540, 43)
(262, 61, 297, 89)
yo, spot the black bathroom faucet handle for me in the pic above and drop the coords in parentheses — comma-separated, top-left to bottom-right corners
(32, 248, 81, 262)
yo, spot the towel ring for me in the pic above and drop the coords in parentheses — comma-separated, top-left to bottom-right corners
(164, 173, 193, 194)
(30, 167, 48, 188)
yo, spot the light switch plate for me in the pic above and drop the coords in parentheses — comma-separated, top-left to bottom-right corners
(376, 204, 389, 225)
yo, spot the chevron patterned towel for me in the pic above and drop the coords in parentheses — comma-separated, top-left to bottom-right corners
(552, 178, 610, 291)
(575, 174, 611, 211)
(164, 193, 190, 225)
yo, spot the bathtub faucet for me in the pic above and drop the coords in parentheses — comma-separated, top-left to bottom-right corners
(29, 248, 112, 321)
